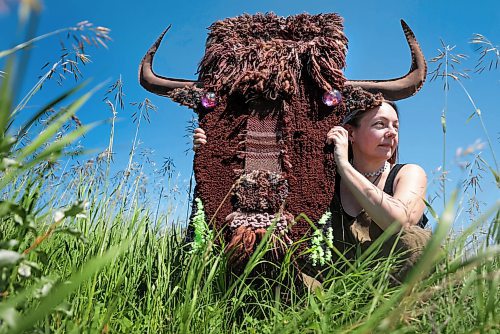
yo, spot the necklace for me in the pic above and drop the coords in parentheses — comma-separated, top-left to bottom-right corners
(357, 161, 389, 178)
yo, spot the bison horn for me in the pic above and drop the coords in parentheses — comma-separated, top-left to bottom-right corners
(345, 20, 427, 101)
(139, 25, 202, 96)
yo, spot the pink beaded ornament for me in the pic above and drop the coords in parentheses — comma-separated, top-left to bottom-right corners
(201, 92, 217, 109)
(322, 89, 342, 107)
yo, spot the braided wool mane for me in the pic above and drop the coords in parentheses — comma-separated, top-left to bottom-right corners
(199, 13, 348, 100)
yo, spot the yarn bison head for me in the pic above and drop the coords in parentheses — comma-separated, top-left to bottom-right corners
(139, 13, 426, 268)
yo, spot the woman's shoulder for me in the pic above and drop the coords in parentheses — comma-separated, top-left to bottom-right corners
(392, 163, 427, 189)
(396, 163, 426, 176)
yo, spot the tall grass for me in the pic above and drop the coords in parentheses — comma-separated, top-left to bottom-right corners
(0, 7, 499, 334)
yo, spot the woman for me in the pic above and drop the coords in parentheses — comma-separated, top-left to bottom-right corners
(327, 100, 427, 232)
(193, 101, 430, 283)
(323, 100, 430, 284)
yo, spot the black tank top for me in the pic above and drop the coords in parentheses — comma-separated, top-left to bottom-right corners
(334, 164, 428, 228)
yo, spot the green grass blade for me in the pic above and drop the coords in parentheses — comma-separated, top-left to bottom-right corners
(8, 244, 127, 334)
(348, 191, 458, 334)
(0, 59, 14, 134)
(0, 123, 96, 190)
(0, 27, 73, 59)
(15, 90, 93, 161)
(16, 82, 87, 138)
(27, 123, 97, 164)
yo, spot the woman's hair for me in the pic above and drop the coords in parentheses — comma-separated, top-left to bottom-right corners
(345, 100, 399, 164)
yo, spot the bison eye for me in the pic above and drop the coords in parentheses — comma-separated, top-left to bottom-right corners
(322, 90, 342, 107)
(201, 92, 217, 109)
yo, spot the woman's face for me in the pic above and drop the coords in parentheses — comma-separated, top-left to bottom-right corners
(348, 102, 399, 162)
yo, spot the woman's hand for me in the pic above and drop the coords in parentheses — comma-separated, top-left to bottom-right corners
(326, 126, 350, 167)
(193, 128, 207, 151)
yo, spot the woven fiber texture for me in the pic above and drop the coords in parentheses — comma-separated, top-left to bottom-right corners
(192, 13, 383, 264)
(199, 13, 348, 100)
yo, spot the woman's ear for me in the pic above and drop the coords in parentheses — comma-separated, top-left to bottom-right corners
(344, 124, 354, 141)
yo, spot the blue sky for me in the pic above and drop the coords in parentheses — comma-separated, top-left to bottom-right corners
(1, 0, 499, 224)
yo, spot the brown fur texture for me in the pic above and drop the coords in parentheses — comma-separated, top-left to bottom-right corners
(199, 13, 348, 101)
(138, 10, 428, 273)
(191, 13, 384, 266)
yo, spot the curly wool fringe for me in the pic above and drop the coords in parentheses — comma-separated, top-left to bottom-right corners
(165, 86, 204, 108)
(341, 85, 384, 113)
(166, 15, 383, 113)
(225, 223, 293, 267)
(232, 170, 289, 212)
(198, 13, 348, 100)
(164, 76, 383, 113)
(226, 169, 293, 267)
(225, 211, 292, 232)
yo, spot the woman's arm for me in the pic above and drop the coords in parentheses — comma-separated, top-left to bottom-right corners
(339, 161, 427, 230)
(327, 126, 427, 230)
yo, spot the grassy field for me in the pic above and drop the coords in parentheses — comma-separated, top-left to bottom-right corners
(0, 7, 499, 334)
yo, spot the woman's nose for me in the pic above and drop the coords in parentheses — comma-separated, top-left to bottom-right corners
(386, 128, 397, 138)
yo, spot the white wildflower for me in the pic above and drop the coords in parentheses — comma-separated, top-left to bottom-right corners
(54, 210, 65, 223)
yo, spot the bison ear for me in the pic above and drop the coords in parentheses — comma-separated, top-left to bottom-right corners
(138, 26, 203, 97)
(345, 20, 427, 101)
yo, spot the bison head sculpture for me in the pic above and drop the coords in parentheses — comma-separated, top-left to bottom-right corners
(139, 13, 426, 267)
